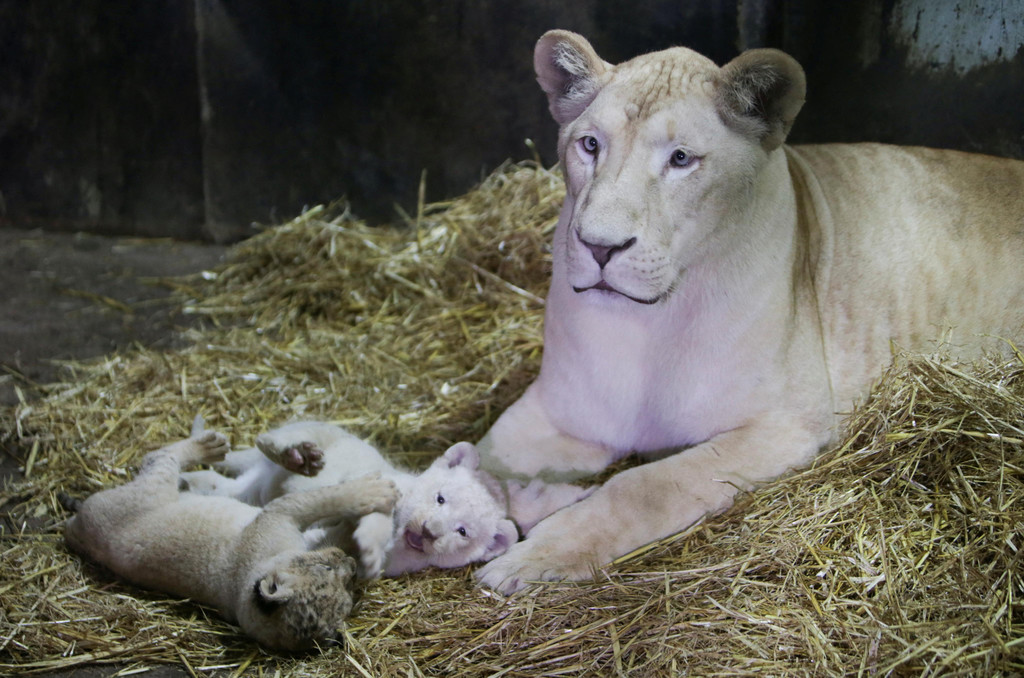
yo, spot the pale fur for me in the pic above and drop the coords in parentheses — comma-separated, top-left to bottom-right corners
(475, 30, 1024, 594)
(64, 430, 398, 650)
(182, 422, 519, 578)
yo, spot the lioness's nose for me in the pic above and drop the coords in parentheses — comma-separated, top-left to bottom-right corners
(579, 234, 636, 268)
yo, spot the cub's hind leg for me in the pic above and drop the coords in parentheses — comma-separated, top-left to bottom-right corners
(65, 431, 229, 561)
(133, 431, 230, 503)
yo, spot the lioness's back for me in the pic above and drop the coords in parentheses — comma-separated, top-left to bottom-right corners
(790, 142, 1024, 239)
(788, 142, 1024, 398)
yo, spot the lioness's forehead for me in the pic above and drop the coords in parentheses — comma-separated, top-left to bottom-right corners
(606, 48, 718, 119)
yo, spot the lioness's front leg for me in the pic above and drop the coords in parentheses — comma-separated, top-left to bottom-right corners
(476, 417, 828, 594)
(478, 384, 618, 484)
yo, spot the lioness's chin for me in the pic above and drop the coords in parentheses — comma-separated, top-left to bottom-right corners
(572, 282, 665, 306)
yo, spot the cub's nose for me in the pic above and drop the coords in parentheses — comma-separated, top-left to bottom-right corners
(578, 233, 637, 268)
(421, 523, 437, 542)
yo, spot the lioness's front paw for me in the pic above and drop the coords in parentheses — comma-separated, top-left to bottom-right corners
(257, 435, 325, 476)
(475, 536, 600, 595)
(193, 431, 229, 462)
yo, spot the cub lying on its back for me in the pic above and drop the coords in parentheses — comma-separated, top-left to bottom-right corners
(183, 422, 519, 578)
(63, 428, 397, 650)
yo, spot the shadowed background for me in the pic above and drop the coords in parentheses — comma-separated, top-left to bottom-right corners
(3, 0, 1022, 242)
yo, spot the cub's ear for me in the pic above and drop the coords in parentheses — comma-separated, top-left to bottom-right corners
(483, 519, 519, 560)
(715, 48, 805, 151)
(254, 574, 292, 613)
(534, 30, 610, 125)
(434, 441, 480, 470)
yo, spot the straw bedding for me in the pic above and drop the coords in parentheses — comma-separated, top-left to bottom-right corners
(1, 161, 1021, 676)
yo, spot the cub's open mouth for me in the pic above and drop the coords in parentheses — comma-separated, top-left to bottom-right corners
(573, 280, 661, 305)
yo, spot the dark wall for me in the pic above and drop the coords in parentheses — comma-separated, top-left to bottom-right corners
(779, 0, 1024, 158)
(0, 1, 204, 238)
(1, 0, 1022, 242)
(191, 0, 739, 239)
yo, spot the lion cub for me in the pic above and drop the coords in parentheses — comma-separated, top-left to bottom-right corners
(182, 422, 518, 578)
(63, 429, 397, 650)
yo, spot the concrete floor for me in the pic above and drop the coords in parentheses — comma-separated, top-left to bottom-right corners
(0, 227, 228, 677)
(0, 225, 228, 486)
(0, 228, 227, 407)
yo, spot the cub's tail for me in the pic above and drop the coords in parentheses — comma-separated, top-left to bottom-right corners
(57, 491, 82, 513)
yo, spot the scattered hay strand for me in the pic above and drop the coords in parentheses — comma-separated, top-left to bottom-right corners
(1, 160, 1022, 676)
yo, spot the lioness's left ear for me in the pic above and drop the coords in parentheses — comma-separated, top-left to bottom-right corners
(716, 49, 806, 151)
(435, 441, 479, 470)
(483, 519, 519, 560)
(534, 30, 611, 125)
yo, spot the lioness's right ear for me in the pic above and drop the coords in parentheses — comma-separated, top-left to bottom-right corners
(534, 30, 610, 125)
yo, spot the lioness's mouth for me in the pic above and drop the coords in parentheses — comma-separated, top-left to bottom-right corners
(573, 280, 661, 305)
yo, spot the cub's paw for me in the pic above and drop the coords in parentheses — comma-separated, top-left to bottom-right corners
(193, 431, 229, 462)
(353, 512, 394, 579)
(349, 474, 399, 516)
(257, 435, 325, 476)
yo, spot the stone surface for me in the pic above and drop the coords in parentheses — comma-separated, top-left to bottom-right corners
(0, 228, 226, 408)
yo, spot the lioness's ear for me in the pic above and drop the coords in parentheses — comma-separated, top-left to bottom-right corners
(534, 30, 610, 125)
(436, 441, 479, 470)
(716, 49, 806, 151)
(483, 519, 519, 560)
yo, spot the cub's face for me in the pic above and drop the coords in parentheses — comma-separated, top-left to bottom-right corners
(237, 547, 357, 651)
(395, 443, 518, 569)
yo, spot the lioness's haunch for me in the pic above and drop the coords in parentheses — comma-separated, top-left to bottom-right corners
(64, 430, 397, 650)
(475, 30, 1024, 593)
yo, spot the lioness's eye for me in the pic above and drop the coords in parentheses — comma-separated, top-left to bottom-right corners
(670, 149, 695, 169)
(579, 135, 599, 155)
(436, 493, 445, 505)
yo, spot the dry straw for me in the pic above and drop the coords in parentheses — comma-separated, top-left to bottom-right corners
(2, 160, 1021, 676)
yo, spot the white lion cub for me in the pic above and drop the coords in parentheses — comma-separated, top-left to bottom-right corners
(182, 421, 519, 578)
(63, 429, 398, 650)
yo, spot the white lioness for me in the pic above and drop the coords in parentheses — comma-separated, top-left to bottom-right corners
(183, 422, 518, 578)
(64, 429, 398, 650)
(475, 30, 1024, 594)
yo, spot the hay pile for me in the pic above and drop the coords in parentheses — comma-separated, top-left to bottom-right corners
(2, 160, 1022, 676)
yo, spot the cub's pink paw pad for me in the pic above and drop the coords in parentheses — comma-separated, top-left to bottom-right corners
(282, 442, 325, 476)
